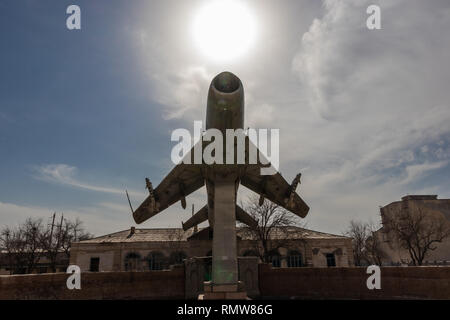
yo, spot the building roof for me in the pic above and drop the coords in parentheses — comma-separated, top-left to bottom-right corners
(77, 226, 349, 244)
(382, 195, 450, 221)
(237, 226, 348, 241)
(401, 195, 438, 201)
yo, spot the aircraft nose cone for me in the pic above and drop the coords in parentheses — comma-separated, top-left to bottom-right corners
(206, 71, 244, 131)
(212, 72, 241, 93)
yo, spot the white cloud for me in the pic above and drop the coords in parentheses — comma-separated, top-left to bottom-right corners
(102, 0, 450, 234)
(289, 0, 450, 169)
(401, 161, 448, 185)
(0, 201, 127, 236)
(283, 0, 450, 232)
(33, 164, 146, 198)
(150, 66, 213, 120)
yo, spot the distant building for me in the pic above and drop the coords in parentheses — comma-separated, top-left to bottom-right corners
(0, 250, 69, 275)
(70, 226, 354, 272)
(376, 195, 450, 265)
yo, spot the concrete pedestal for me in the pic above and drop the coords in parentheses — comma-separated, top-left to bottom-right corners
(211, 175, 238, 285)
(199, 281, 248, 300)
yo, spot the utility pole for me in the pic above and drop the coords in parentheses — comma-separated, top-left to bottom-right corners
(56, 214, 64, 247)
(49, 212, 56, 250)
(53, 213, 64, 272)
(47, 212, 57, 272)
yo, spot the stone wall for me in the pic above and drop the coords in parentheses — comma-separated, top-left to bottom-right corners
(258, 264, 450, 299)
(0, 266, 185, 300)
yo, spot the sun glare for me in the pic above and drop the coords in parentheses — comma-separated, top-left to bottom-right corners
(192, 0, 257, 62)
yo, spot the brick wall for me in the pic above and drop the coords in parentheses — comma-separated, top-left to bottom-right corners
(2, 264, 449, 299)
(258, 264, 450, 299)
(0, 265, 185, 300)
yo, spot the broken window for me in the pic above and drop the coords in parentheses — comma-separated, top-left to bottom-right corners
(89, 257, 100, 272)
(326, 253, 336, 267)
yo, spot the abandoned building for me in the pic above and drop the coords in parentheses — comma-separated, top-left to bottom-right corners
(69, 226, 354, 273)
(375, 195, 450, 265)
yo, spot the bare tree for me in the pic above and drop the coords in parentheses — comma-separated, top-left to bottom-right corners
(383, 206, 450, 266)
(167, 228, 188, 265)
(365, 222, 386, 266)
(21, 218, 46, 272)
(58, 217, 93, 260)
(1, 215, 92, 274)
(0, 226, 27, 274)
(0, 218, 45, 274)
(240, 196, 306, 264)
(345, 220, 370, 266)
(345, 220, 386, 266)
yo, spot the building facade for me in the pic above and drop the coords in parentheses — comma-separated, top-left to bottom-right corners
(376, 195, 450, 265)
(70, 226, 354, 272)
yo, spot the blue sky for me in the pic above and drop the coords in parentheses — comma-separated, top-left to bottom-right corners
(1, 0, 450, 236)
(0, 0, 178, 230)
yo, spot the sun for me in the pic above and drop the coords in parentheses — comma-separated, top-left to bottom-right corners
(192, 0, 257, 62)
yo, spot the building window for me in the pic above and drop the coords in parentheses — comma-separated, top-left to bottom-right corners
(269, 253, 281, 268)
(38, 266, 48, 274)
(90, 257, 100, 272)
(287, 251, 303, 267)
(147, 252, 165, 270)
(242, 250, 259, 257)
(170, 251, 187, 265)
(326, 253, 336, 267)
(124, 252, 142, 271)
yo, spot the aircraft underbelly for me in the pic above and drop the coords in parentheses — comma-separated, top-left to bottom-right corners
(205, 172, 240, 228)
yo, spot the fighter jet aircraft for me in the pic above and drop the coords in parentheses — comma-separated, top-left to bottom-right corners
(130, 71, 309, 231)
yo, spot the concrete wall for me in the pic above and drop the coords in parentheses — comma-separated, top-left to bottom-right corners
(258, 264, 450, 299)
(0, 266, 185, 300)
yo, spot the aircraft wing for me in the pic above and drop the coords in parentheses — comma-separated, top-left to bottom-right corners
(240, 168, 309, 218)
(240, 139, 309, 218)
(133, 148, 204, 224)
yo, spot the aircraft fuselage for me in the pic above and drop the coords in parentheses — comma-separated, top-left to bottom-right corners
(204, 72, 245, 229)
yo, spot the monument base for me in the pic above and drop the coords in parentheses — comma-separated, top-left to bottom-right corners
(198, 281, 248, 300)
